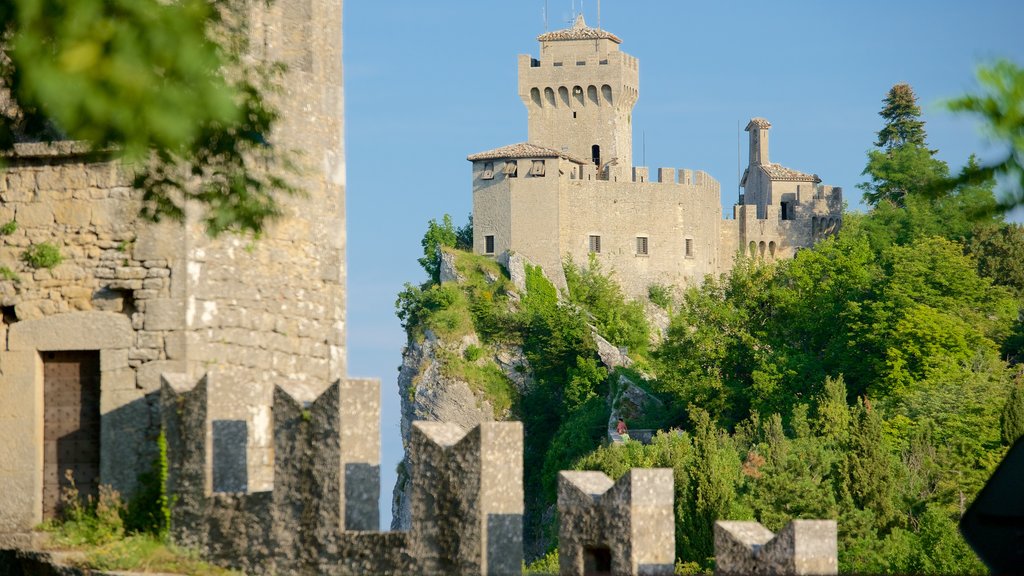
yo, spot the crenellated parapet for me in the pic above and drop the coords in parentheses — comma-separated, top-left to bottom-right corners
(714, 520, 838, 575)
(161, 375, 524, 575)
(557, 469, 675, 576)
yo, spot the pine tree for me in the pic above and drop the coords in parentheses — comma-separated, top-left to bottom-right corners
(875, 83, 929, 150)
(1002, 375, 1024, 445)
(860, 83, 948, 207)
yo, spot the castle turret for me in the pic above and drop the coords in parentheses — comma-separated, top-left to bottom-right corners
(518, 15, 639, 177)
(746, 117, 771, 165)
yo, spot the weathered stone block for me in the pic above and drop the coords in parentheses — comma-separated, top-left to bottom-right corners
(9, 311, 133, 351)
(136, 360, 186, 393)
(143, 298, 184, 331)
(100, 349, 130, 371)
(133, 220, 183, 261)
(15, 203, 54, 228)
(53, 200, 92, 227)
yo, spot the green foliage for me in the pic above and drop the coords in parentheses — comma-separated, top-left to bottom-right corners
(463, 344, 483, 362)
(124, 432, 170, 535)
(1002, 375, 1024, 445)
(969, 222, 1024, 296)
(418, 214, 457, 283)
(860, 145, 949, 208)
(523, 549, 559, 574)
(875, 83, 929, 150)
(21, 242, 62, 269)
(564, 255, 650, 356)
(455, 213, 473, 251)
(0, 220, 17, 235)
(0, 265, 19, 282)
(648, 283, 675, 311)
(539, 396, 610, 499)
(2, 0, 295, 236)
(944, 60, 1024, 213)
(439, 349, 516, 417)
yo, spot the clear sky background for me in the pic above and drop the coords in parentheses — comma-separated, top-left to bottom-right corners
(343, 0, 1024, 526)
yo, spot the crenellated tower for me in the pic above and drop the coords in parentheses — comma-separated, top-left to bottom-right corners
(518, 14, 639, 178)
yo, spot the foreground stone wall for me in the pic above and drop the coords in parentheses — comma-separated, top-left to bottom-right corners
(714, 520, 838, 575)
(162, 374, 523, 576)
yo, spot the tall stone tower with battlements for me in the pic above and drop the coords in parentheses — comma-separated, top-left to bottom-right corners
(519, 14, 639, 179)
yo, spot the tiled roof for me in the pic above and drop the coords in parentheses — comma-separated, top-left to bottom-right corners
(467, 142, 589, 165)
(761, 163, 821, 183)
(746, 117, 772, 130)
(537, 14, 621, 44)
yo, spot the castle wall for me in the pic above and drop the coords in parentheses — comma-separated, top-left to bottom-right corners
(182, 0, 347, 491)
(557, 170, 723, 298)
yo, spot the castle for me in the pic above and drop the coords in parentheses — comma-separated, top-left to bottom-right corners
(469, 15, 844, 296)
(0, 5, 841, 574)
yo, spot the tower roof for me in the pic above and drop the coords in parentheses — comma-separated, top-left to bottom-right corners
(537, 14, 622, 44)
(467, 142, 588, 165)
(745, 117, 772, 131)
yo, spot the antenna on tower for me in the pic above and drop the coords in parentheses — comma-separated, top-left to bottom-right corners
(737, 120, 742, 201)
(544, 0, 549, 31)
(597, 0, 601, 30)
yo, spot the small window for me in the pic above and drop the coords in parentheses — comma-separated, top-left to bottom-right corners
(685, 238, 693, 258)
(781, 201, 792, 220)
(485, 235, 495, 254)
(599, 59, 609, 65)
(553, 61, 563, 67)
(636, 236, 648, 256)
(481, 162, 494, 180)
(530, 58, 540, 68)
(530, 159, 546, 177)
(589, 235, 601, 254)
(503, 160, 518, 178)
(576, 60, 586, 66)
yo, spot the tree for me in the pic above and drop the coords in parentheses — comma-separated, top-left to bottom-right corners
(1, 0, 293, 235)
(418, 214, 457, 283)
(860, 83, 947, 208)
(943, 60, 1024, 213)
(876, 83, 929, 150)
(455, 213, 473, 251)
(1003, 375, 1024, 445)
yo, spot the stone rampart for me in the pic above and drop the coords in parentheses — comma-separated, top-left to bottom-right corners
(162, 374, 522, 575)
(714, 520, 837, 575)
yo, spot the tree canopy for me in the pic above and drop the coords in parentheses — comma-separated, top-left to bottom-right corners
(1, 0, 293, 236)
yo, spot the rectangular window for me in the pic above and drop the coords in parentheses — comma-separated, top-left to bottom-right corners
(636, 236, 648, 256)
(553, 62, 563, 67)
(485, 235, 495, 254)
(589, 235, 601, 254)
(685, 238, 694, 258)
(481, 161, 494, 180)
(576, 61, 586, 66)
(781, 201, 793, 220)
(530, 159, 546, 177)
(503, 160, 518, 178)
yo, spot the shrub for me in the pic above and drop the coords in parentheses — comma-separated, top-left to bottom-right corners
(648, 283, 674, 310)
(22, 242, 63, 269)
(464, 344, 484, 362)
(0, 220, 17, 235)
(0, 265, 19, 282)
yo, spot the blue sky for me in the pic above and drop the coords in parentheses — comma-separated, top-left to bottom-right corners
(343, 0, 1024, 526)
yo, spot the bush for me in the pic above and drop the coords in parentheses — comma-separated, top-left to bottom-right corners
(0, 265, 19, 282)
(22, 242, 62, 269)
(648, 283, 674, 310)
(0, 220, 17, 235)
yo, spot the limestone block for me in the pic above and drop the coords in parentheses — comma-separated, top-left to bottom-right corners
(53, 200, 92, 227)
(3, 171, 35, 202)
(143, 298, 184, 331)
(103, 367, 137, 392)
(133, 220, 183, 261)
(0, 350, 42, 533)
(15, 203, 54, 228)
(714, 520, 838, 575)
(136, 360, 186, 393)
(100, 349, 130, 371)
(89, 197, 136, 228)
(8, 311, 133, 351)
(164, 332, 186, 360)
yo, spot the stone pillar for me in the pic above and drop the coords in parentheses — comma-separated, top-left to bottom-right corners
(0, 351, 43, 533)
(407, 422, 523, 575)
(714, 520, 838, 575)
(557, 469, 674, 576)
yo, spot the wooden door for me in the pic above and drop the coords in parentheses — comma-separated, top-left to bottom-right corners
(43, 351, 101, 520)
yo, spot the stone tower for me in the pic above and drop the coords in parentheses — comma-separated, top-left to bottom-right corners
(518, 14, 639, 179)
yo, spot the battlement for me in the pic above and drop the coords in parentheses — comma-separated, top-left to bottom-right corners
(161, 373, 526, 575)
